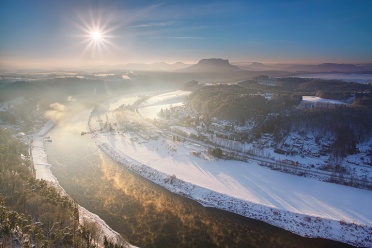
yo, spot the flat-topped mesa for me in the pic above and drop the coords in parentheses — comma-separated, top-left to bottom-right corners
(181, 58, 241, 72)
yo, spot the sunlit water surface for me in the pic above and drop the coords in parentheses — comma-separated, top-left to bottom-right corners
(45, 104, 352, 248)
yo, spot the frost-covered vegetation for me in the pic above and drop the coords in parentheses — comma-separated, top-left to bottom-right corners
(182, 80, 372, 188)
(0, 129, 79, 247)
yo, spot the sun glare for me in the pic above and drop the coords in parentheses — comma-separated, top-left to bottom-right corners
(73, 13, 119, 59)
(91, 31, 102, 41)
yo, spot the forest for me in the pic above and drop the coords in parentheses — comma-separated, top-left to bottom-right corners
(187, 78, 372, 158)
(0, 129, 127, 247)
(187, 83, 302, 120)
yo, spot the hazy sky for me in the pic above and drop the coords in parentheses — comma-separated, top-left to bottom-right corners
(1, 0, 371, 68)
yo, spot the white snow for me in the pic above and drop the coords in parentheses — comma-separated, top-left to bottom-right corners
(171, 126, 199, 136)
(302, 96, 346, 105)
(105, 96, 139, 112)
(297, 96, 347, 109)
(79, 206, 135, 247)
(32, 120, 59, 183)
(89, 92, 372, 247)
(94, 132, 372, 224)
(138, 90, 190, 119)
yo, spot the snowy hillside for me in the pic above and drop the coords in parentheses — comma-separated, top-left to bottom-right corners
(89, 91, 372, 247)
(137, 90, 190, 119)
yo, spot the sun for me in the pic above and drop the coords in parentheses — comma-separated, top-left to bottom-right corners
(91, 31, 102, 41)
(72, 14, 118, 58)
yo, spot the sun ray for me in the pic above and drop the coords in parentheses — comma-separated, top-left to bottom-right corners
(69, 11, 119, 61)
(65, 9, 141, 66)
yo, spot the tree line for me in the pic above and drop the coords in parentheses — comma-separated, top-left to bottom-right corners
(187, 83, 372, 159)
(0, 128, 129, 247)
(187, 84, 302, 121)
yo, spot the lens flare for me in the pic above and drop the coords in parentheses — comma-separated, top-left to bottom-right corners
(71, 12, 119, 59)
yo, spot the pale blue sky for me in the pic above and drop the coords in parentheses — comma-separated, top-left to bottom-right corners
(1, 0, 371, 68)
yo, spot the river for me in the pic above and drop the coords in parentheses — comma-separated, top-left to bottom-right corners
(44, 102, 351, 248)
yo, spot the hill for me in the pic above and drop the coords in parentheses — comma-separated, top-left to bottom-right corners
(180, 58, 241, 72)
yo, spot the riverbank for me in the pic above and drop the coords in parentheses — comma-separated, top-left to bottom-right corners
(89, 98, 372, 247)
(31, 119, 134, 247)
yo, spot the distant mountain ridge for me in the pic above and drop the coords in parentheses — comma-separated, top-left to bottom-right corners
(2, 60, 371, 74)
(231, 62, 273, 71)
(232, 61, 370, 73)
(180, 58, 241, 72)
(287, 63, 366, 73)
(122, 62, 188, 71)
(80, 62, 189, 72)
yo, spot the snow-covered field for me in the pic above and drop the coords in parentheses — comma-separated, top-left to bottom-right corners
(138, 90, 190, 119)
(89, 92, 372, 247)
(31, 118, 134, 247)
(294, 73, 372, 84)
(302, 96, 346, 105)
(297, 96, 348, 109)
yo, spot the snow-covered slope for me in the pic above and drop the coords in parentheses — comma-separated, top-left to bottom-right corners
(137, 90, 190, 119)
(297, 96, 348, 109)
(89, 93, 372, 247)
